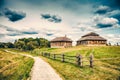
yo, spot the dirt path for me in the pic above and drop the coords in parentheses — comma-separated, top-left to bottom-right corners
(5, 50, 62, 80)
(30, 57, 62, 80)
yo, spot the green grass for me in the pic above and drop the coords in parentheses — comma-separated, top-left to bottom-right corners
(5, 46, 120, 80)
(34, 46, 120, 80)
(0, 49, 34, 80)
(42, 56, 120, 80)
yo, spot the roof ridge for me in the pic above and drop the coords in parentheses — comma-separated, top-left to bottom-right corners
(82, 32, 99, 37)
(51, 36, 72, 42)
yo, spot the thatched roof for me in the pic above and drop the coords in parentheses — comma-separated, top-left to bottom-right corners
(77, 32, 107, 41)
(82, 32, 99, 37)
(51, 35, 72, 42)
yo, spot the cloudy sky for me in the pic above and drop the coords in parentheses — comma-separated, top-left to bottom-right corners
(0, 0, 120, 45)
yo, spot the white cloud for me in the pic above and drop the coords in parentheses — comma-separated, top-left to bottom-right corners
(101, 17, 118, 24)
(74, 17, 102, 32)
(93, 15, 118, 24)
(107, 9, 120, 16)
(96, 5, 110, 11)
(93, 15, 119, 28)
(0, 27, 8, 34)
(94, 5, 111, 14)
(104, 34, 120, 44)
(0, 2, 120, 46)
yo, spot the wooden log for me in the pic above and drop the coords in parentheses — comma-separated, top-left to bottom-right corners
(48, 53, 50, 58)
(43, 52, 45, 56)
(79, 54, 82, 67)
(45, 52, 47, 57)
(45, 53, 47, 56)
(61, 54, 65, 62)
(76, 54, 79, 65)
(41, 52, 43, 56)
(89, 54, 94, 68)
(46, 53, 48, 57)
(76, 54, 82, 67)
(53, 54, 56, 59)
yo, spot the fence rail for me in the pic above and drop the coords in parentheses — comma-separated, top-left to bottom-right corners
(41, 52, 120, 68)
(41, 52, 94, 68)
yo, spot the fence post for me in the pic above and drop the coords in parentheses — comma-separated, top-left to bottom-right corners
(44, 52, 46, 56)
(76, 54, 79, 65)
(79, 54, 82, 67)
(45, 52, 47, 57)
(43, 52, 45, 56)
(53, 54, 56, 59)
(89, 54, 94, 68)
(46, 53, 48, 57)
(76, 54, 82, 67)
(48, 53, 50, 58)
(61, 54, 65, 62)
(41, 52, 43, 56)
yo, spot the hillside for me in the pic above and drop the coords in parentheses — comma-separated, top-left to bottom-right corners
(1, 46, 120, 80)
(0, 49, 34, 80)
(32, 46, 120, 80)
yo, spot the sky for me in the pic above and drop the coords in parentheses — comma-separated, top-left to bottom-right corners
(0, 0, 120, 45)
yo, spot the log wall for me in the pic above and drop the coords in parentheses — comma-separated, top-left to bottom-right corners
(51, 41, 72, 48)
(77, 40, 107, 46)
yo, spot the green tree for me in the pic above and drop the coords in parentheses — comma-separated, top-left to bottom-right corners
(14, 41, 25, 50)
(13, 37, 50, 50)
(6, 42, 14, 48)
(39, 38, 50, 47)
(26, 41, 36, 50)
(0, 42, 5, 48)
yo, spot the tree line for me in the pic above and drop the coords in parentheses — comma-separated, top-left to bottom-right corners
(0, 37, 50, 50)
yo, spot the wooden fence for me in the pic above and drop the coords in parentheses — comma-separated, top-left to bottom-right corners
(41, 52, 94, 68)
(41, 52, 120, 68)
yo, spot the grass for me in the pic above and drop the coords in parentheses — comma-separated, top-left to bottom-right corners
(33, 46, 120, 80)
(42, 56, 120, 80)
(0, 49, 34, 80)
(4, 46, 120, 80)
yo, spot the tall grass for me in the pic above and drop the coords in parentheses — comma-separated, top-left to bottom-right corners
(0, 49, 34, 80)
(42, 56, 120, 80)
(6, 46, 120, 80)
(33, 46, 120, 80)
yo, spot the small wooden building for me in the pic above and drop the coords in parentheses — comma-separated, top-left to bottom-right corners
(77, 32, 107, 46)
(50, 35, 72, 48)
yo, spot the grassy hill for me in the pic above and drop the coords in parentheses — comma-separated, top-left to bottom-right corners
(0, 49, 34, 80)
(1, 46, 120, 80)
(32, 46, 120, 80)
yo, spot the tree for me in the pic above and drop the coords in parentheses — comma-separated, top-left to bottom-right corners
(1, 37, 50, 50)
(39, 38, 50, 47)
(0, 42, 5, 48)
(36, 38, 40, 46)
(26, 41, 36, 50)
(6, 42, 14, 48)
(14, 41, 25, 50)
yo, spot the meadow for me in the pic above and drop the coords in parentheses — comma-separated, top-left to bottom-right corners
(32, 46, 120, 80)
(1, 46, 120, 80)
(0, 49, 34, 80)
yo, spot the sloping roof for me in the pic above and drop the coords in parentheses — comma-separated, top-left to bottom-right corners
(77, 32, 107, 41)
(51, 36, 72, 42)
(82, 32, 99, 37)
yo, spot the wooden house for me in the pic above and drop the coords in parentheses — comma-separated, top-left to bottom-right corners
(50, 35, 72, 48)
(77, 32, 107, 46)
